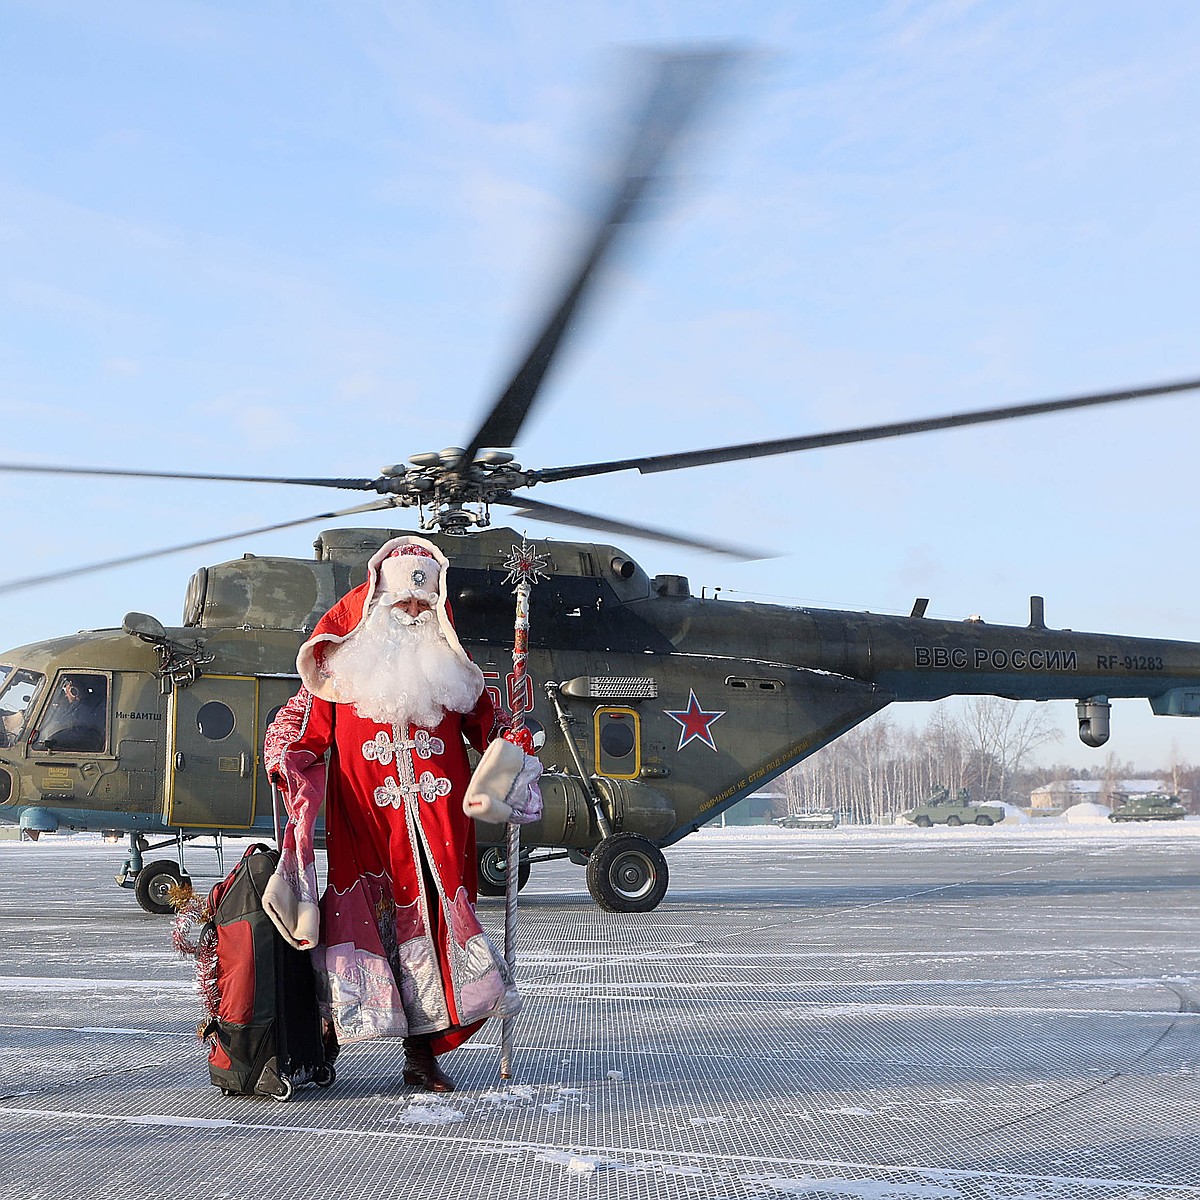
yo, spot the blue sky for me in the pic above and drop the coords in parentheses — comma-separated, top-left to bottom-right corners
(2, 1, 1199, 769)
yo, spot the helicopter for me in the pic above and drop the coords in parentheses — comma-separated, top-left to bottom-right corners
(2, 50, 1200, 915)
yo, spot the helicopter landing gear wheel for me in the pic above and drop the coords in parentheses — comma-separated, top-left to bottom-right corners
(586, 833, 669, 913)
(133, 859, 190, 915)
(476, 846, 531, 897)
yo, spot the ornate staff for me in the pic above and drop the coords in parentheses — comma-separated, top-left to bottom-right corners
(500, 540, 548, 1079)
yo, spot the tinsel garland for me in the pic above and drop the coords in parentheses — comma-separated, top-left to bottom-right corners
(171, 889, 221, 1026)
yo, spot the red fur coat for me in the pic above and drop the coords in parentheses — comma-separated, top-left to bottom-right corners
(265, 684, 520, 1053)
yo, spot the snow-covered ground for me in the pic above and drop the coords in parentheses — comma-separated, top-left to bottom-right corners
(4, 813, 1198, 876)
(692, 812, 1200, 846)
(0, 824, 1197, 1200)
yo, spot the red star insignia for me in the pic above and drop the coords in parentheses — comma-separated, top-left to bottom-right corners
(664, 689, 725, 752)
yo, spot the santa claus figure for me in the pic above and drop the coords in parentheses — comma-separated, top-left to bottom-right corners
(262, 535, 541, 1093)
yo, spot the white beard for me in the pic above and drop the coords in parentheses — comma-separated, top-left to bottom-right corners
(326, 601, 483, 729)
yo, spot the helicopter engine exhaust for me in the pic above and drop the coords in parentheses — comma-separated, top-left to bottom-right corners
(476, 773, 675, 848)
(1076, 697, 1111, 747)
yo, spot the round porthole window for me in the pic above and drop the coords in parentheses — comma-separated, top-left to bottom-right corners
(265, 705, 283, 728)
(520, 717, 546, 750)
(196, 701, 235, 741)
(599, 718, 635, 759)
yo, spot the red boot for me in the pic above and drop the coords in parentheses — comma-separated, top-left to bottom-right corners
(403, 1035, 455, 1093)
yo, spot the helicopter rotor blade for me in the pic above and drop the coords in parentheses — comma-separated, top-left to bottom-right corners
(533, 375, 1200, 483)
(0, 462, 377, 489)
(501, 494, 768, 560)
(0, 499, 398, 597)
(456, 47, 741, 468)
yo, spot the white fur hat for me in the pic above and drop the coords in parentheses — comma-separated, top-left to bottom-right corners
(377, 547, 442, 605)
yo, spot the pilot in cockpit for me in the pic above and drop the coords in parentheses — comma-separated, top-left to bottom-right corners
(34, 674, 108, 753)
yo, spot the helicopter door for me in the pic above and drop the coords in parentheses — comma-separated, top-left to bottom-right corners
(594, 706, 641, 780)
(166, 675, 258, 830)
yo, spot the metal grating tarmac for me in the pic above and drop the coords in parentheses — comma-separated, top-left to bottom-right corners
(0, 824, 1197, 1199)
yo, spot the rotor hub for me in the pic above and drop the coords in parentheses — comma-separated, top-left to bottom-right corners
(366, 451, 532, 535)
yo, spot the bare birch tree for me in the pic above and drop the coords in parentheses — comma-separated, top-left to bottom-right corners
(951, 697, 1061, 800)
(778, 697, 1067, 820)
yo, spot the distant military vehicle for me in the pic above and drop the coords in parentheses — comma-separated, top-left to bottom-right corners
(901, 788, 1005, 828)
(1108, 793, 1187, 822)
(773, 810, 839, 830)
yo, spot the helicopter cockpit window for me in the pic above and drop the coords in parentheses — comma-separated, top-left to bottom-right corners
(0, 669, 45, 748)
(32, 673, 109, 753)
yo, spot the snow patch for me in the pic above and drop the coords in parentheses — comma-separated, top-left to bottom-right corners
(743, 1176, 960, 1198)
(537, 1151, 628, 1174)
(386, 1102, 464, 1126)
(124, 1115, 237, 1129)
(0, 977, 191, 992)
(480, 1084, 536, 1106)
(477, 1084, 540, 1108)
(75, 1026, 182, 1037)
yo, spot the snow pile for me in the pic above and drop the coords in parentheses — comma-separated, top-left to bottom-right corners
(1062, 801, 1113, 823)
(536, 1151, 627, 1174)
(996, 803, 1030, 823)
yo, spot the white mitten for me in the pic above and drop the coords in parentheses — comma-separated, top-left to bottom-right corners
(507, 754, 543, 825)
(463, 737, 527, 824)
(262, 872, 320, 950)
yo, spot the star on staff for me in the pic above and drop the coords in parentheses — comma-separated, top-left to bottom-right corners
(503, 541, 549, 589)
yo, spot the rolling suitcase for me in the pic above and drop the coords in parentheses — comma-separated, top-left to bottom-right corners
(176, 843, 336, 1101)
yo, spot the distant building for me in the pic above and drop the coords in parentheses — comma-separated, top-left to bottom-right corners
(719, 791, 786, 826)
(1029, 779, 1187, 813)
